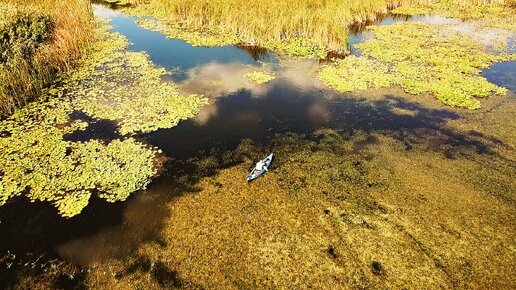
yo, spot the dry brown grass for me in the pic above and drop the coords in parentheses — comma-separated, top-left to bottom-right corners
(122, 0, 515, 56)
(129, 0, 413, 54)
(0, 0, 93, 116)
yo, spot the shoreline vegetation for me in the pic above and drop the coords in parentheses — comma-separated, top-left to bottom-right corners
(115, 0, 414, 58)
(102, 0, 515, 108)
(0, 0, 93, 116)
(106, 0, 515, 58)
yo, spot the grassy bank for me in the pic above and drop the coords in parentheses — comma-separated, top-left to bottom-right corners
(119, 0, 516, 57)
(0, 0, 92, 116)
(124, 0, 413, 57)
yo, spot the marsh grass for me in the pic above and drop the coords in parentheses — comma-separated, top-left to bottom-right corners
(125, 0, 416, 56)
(0, 0, 93, 116)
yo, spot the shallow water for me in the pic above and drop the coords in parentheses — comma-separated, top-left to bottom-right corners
(103, 7, 278, 81)
(1, 5, 515, 288)
(482, 61, 516, 92)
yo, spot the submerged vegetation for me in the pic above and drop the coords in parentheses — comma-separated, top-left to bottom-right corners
(319, 22, 514, 109)
(35, 124, 514, 289)
(0, 0, 93, 116)
(244, 70, 276, 85)
(0, 22, 207, 217)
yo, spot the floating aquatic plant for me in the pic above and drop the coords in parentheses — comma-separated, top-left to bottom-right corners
(393, 0, 516, 31)
(70, 49, 208, 135)
(319, 22, 513, 109)
(318, 56, 394, 92)
(44, 22, 208, 135)
(245, 70, 276, 85)
(137, 19, 241, 47)
(264, 37, 327, 59)
(0, 22, 207, 217)
(0, 98, 157, 217)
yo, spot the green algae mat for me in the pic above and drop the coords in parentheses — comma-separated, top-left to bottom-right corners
(319, 22, 515, 110)
(244, 70, 276, 85)
(0, 22, 207, 217)
(137, 18, 327, 59)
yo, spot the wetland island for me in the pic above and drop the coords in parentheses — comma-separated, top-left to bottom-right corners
(0, 0, 515, 288)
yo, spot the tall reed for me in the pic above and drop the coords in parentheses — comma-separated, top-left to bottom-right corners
(0, 0, 93, 116)
(139, 0, 412, 53)
(133, 0, 514, 53)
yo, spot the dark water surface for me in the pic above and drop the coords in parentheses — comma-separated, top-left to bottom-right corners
(482, 61, 516, 93)
(1, 5, 515, 287)
(108, 12, 278, 81)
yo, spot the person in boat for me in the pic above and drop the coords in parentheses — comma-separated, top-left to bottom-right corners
(255, 160, 268, 172)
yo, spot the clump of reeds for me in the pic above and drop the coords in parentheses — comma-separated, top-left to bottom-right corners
(130, 0, 515, 55)
(136, 0, 413, 54)
(0, 0, 93, 116)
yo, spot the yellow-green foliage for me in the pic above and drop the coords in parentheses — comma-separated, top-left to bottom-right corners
(127, 0, 412, 55)
(0, 0, 93, 116)
(264, 37, 327, 59)
(318, 56, 394, 92)
(0, 23, 207, 217)
(394, 0, 516, 31)
(45, 22, 208, 135)
(68, 35, 208, 135)
(137, 19, 240, 47)
(0, 97, 157, 217)
(359, 22, 510, 109)
(319, 22, 512, 109)
(245, 70, 276, 85)
(138, 18, 327, 58)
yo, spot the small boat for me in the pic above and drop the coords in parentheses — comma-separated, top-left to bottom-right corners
(247, 153, 274, 182)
